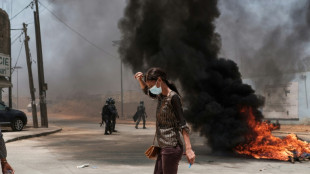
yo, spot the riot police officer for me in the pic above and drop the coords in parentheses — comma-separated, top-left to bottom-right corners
(110, 98, 119, 132)
(101, 98, 114, 135)
(135, 101, 147, 129)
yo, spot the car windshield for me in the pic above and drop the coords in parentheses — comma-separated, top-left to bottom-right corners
(0, 104, 5, 111)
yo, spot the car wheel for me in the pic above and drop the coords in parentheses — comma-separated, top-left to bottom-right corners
(11, 118, 24, 131)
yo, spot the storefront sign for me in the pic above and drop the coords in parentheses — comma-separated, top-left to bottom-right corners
(0, 53, 10, 77)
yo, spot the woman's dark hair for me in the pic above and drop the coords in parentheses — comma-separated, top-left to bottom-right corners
(144, 67, 180, 95)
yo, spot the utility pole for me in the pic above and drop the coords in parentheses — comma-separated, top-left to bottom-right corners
(8, 12, 12, 109)
(14, 66, 22, 109)
(23, 23, 38, 128)
(121, 60, 124, 118)
(34, 0, 48, 127)
(9, 62, 12, 108)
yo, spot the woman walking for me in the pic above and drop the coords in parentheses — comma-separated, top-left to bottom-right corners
(135, 67, 195, 174)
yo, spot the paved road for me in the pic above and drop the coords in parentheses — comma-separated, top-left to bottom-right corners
(4, 118, 310, 174)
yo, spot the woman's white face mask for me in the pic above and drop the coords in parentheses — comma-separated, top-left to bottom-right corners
(149, 79, 162, 95)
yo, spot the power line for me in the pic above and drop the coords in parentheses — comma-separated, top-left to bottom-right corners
(10, 0, 34, 21)
(40, 0, 56, 14)
(11, 32, 24, 45)
(39, 1, 118, 58)
(11, 31, 22, 39)
(12, 42, 25, 75)
(11, 31, 24, 46)
(13, 0, 48, 27)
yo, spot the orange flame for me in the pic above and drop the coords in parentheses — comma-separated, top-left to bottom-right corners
(235, 106, 310, 161)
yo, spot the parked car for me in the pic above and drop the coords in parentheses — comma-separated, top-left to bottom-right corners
(0, 102, 27, 131)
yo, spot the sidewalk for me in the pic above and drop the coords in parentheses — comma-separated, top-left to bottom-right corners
(2, 125, 62, 143)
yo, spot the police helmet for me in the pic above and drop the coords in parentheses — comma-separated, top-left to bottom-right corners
(106, 97, 112, 104)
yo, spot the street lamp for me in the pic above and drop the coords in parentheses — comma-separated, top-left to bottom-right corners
(14, 66, 22, 109)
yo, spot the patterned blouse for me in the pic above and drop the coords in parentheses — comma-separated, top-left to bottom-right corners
(0, 131, 7, 159)
(143, 87, 190, 148)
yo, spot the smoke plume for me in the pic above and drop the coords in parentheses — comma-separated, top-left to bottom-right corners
(12, 0, 134, 99)
(118, 0, 264, 151)
(217, 0, 310, 92)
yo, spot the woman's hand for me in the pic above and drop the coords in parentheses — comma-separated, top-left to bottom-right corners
(134, 72, 147, 90)
(186, 148, 195, 165)
(134, 72, 144, 81)
(1, 161, 14, 174)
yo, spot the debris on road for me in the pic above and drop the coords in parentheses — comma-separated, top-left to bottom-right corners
(77, 164, 90, 168)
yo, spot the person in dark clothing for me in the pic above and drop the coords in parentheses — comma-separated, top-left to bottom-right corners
(100, 104, 107, 127)
(110, 98, 119, 132)
(102, 98, 114, 135)
(135, 101, 147, 129)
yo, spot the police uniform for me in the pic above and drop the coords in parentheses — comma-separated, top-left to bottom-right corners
(110, 100, 118, 132)
(135, 101, 147, 129)
(102, 98, 115, 135)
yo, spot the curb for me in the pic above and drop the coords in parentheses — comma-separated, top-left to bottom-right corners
(5, 128, 62, 143)
(273, 131, 310, 136)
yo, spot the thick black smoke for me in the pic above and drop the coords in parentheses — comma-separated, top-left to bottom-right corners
(118, 0, 264, 151)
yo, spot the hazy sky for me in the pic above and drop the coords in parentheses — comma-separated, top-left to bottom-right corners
(2, 0, 310, 100)
(4, 0, 138, 99)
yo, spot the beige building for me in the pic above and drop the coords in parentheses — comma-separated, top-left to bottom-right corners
(0, 9, 12, 92)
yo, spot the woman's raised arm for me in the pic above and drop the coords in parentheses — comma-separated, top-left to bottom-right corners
(134, 72, 147, 90)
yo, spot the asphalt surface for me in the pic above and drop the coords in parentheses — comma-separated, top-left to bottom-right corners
(3, 116, 310, 174)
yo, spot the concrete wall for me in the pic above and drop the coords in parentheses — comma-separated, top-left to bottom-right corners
(243, 72, 310, 124)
